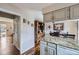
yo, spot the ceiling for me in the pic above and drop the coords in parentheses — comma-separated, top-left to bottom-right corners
(43, 3, 76, 13)
(11, 3, 52, 11)
(11, 3, 76, 12)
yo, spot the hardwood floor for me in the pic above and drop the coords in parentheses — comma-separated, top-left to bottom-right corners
(0, 36, 20, 55)
(35, 44, 40, 55)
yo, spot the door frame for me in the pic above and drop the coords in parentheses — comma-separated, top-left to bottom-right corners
(0, 9, 21, 51)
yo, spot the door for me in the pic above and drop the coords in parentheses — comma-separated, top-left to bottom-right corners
(40, 41, 47, 55)
(40, 41, 57, 55)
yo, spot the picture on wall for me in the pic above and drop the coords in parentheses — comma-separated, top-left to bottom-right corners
(23, 18, 26, 23)
(53, 23, 64, 30)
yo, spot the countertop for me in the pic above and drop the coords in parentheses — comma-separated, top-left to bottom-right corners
(42, 34, 79, 51)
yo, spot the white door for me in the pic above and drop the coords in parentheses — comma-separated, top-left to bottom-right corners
(40, 41, 47, 55)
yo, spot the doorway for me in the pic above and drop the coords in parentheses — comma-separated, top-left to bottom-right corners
(34, 20, 44, 55)
(0, 13, 20, 55)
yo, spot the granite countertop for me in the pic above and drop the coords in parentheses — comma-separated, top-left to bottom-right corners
(42, 34, 79, 51)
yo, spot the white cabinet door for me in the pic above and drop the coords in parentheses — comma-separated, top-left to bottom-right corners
(57, 45, 79, 55)
(44, 12, 53, 22)
(48, 43, 56, 55)
(70, 4, 79, 19)
(40, 41, 47, 55)
(54, 8, 69, 21)
(40, 41, 57, 55)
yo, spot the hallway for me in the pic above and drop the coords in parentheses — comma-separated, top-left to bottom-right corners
(0, 17, 20, 55)
(0, 36, 20, 55)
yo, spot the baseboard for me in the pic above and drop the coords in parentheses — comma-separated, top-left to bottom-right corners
(21, 47, 35, 55)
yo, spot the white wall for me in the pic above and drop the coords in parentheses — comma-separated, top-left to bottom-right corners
(54, 20, 77, 34)
(45, 22, 53, 34)
(20, 10, 43, 53)
(21, 20, 34, 53)
(45, 20, 78, 40)
(54, 20, 78, 41)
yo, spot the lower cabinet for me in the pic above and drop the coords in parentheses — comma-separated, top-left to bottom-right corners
(40, 41, 47, 55)
(57, 45, 79, 55)
(40, 41, 56, 55)
(47, 45, 56, 55)
(40, 41, 79, 55)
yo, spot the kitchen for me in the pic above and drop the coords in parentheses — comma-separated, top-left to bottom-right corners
(0, 3, 79, 55)
(40, 4, 79, 55)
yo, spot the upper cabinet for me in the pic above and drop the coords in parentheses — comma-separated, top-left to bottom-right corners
(44, 12, 53, 22)
(53, 8, 69, 21)
(43, 4, 79, 22)
(70, 4, 79, 19)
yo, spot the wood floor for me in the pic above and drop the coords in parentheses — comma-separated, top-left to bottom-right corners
(0, 36, 20, 55)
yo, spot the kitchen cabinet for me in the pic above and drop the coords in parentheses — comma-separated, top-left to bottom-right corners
(53, 8, 69, 21)
(40, 41, 56, 55)
(57, 45, 79, 55)
(44, 12, 53, 22)
(40, 41, 47, 55)
(47, 43, 57, 55)
(40, 40, 79, 55)
(44, 4, 79, 21)
(70, 4, 79, 19)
